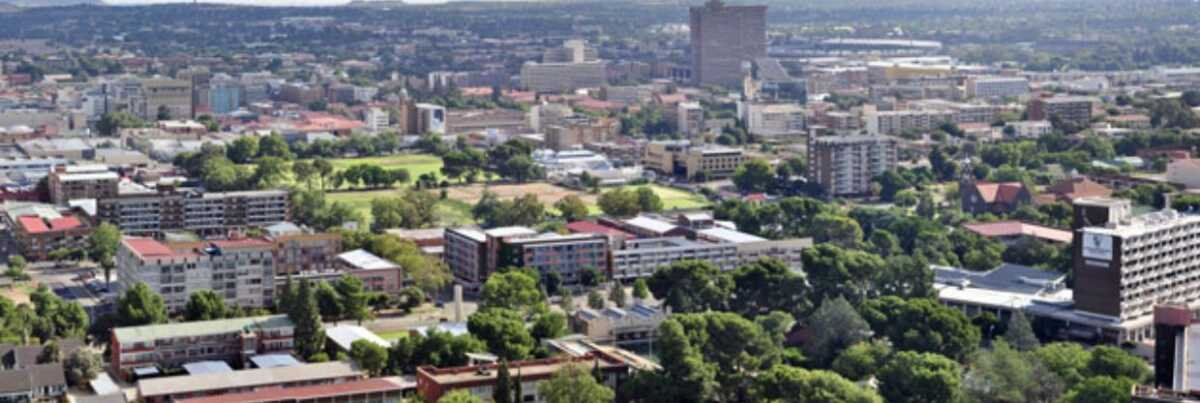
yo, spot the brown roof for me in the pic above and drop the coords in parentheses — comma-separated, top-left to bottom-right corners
(0, 363, 66, 393)
(962, 221, 1073, 243)
(972, 182, 1026, 204)
(1043, 177, 1111, 201)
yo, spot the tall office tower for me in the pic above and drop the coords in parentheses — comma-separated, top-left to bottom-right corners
(689, 0, 767, 89)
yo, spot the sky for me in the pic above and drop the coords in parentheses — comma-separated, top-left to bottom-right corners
(99, 0, 489, 5)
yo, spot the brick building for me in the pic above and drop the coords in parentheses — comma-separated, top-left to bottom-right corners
(110, 315, 294, 380)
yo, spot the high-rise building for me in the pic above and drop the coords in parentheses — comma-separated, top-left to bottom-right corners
(689, 0, 767, 89)
(677, 102, 705, 138)
(96, 188, 290, 237)
(742, 102, 806, 139)
(143, 79, 194, 121)
(807, 135, 899, 196)
(208, 75, 242, 115)
(1028, 96, 1095, 127)
(520, 61, 608, 93)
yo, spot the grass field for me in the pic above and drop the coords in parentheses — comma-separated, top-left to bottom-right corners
(326, 182, 709, 227)
(323, 154, 444, 182)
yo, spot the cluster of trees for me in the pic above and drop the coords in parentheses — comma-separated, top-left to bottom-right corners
(596, 187, 662, 218)
(619, 105, 677, 139)
(459, 269, 573, 362)
(370, 190, 439, 231)
(174, 135, 294, 192)
(422, 137, 543, 184)
(473, 192, 546, 228)
(336, 163, 411, 190)
(731, 157, 809, 195)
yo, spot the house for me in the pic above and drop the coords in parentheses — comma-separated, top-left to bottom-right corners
(1035, 176, 1112, 205)
(960, 180, 1032, 215)
(0, 341, 82, 402)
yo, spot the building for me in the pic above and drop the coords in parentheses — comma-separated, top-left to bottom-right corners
(573, 304, 667, 346)
(1036, 176, 1113, 205)
(612, 237, 737, 280)
(110, 315, 294, 380)
(1028, 96, 1095, 127)
(334, 249, 407, 294)
(208, 76, 242, 115)
(961, 220, 1073, 245)
(960, 180, 1033, 215)
(1073, 198, 1200, 336)
(445, 227, 608, 290)
(47, 165, 119, 205)
(96, 187, 290, 236)
(364, 107, 389, 133)
(137, 362, 363, 403)
(677, 102, 705, 138)
(520, 61, 608, 93)
(743, 103, 805, 139)
(174, 377, 412, 403)
(416, 351, 630, 402)
(143, 79, 194, 121)
(115, 237, 278, 312)
(864, 108, 955, 136)
(543, 39, 599, 63)
(1004, 120, 1054, 139)
(0, 341, 81, 403)
(544, 117, 619, 151)
(1168, 159, 1200, 190)
(807, 135, 899, 197)
(689, 0, 768, 89)
(642, 141, 747, 181)
(270, 231, 342, 276)
(10, 207, 90, 261)
(1154, 305, 1200, 392)
(965, 76, 1029, 99)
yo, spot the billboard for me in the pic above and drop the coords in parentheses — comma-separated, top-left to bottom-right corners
(1082, 232, 1114, 261)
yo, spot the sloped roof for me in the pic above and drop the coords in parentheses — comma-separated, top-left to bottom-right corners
(962, 220, 1073, 243)
(1044, 177, 1111, 200)
(971, 182, 1026, 204)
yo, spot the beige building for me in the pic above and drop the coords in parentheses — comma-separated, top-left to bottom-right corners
(544, 117, 620, 150)
(743, 102, 805, 139)
(677, 102, 705, 138)
(116, 237, 278, 313)
(642, 141, 746, 181)
(520, 61, 608, 93)
(143, 79, 193, 120)
(48, 164, 119, 205)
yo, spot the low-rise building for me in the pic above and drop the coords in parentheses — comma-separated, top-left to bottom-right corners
(174, 377, 412, 403)
(677, 102, 705, 138)
(416, 351, 630, 403)
(965, 76, 1029, 99)
(110, 315, 294, 380)
(864, 108, 954, 136)
(643, 141, 748, 181)
(1004, 120, 1053, 139)
(137, 362, 363, 403)
(333, 249, 407, 295)
(11, 208, 90, 261)
(961, 220, 1073, 245)
(573, 304, 667, 346)
(743, 102, 806, 140)
(1028, 96, 1095, 127)
(960, 180, 1033, 215)
(47, 165, 119, 205)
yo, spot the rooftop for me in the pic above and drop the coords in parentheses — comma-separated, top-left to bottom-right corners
(565, 221, 635, 239)
(336, 249, 400, 271)
(483, 226, 538, 238)
(121, 237, 197, 259)
(962, 221, 1073, 243)
(325, 325, 392, 350)
(933, 263, 1066, 296)
(113, 315, 292, 344)
(418, 353, 623, 386)
(138, 361, 363, 398)
(622, 216, 678, 235)
(56, 171, 118, 182)
(174, 377, 413, 403)
(696, 227, 767, 244)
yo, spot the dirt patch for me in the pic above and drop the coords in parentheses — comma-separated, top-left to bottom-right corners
(445, 183, 596, 205)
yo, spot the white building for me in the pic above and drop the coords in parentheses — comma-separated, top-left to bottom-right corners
(677, 102, 705, 138)
(364, 107, 389, 133)
(965, 76, 1029, 99)
(1168, 159, 1200, 189)
(742, 102, 805, 139)
(864, 108, 954, 135)
(1005, 120, 1054, 139)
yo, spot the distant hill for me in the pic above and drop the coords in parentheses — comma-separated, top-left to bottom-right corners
(3, 0, 101, 6)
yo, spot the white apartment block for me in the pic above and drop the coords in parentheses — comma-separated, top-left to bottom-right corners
(966, 76, 1030, 99)
(1005, 120, 1054, 139)
(365, 107, 389, 133)
(116, 238, 277, 312)
(677, 102, 705, 138)
(864, 109, 954, 135)
(743, 102, 806, 139)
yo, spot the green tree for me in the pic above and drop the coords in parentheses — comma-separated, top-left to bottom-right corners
(1002, 311, 1040, 351)
(733, 158, 775, 193)
(861, 296, 980, 361)
(480, 270, 544, 314)
(878, 351, 962, 403)
(620, 319, 717, 402)
(1086, 345, 1151, 382)
(257, 133, 293, 159)
(291, 280, 325, 359)
(88, 223, 121, 284)
(635, 187, 663, 213)
(387, 330, 487, 375)
(810, 214, 863, 249)
(596, 188, 641, 217)
(349, 339, 388, 376)
(554, 195, 590, 222)
(632, 279, 650, 300)
(729, 258, 811, 317)
(335, 275, 372, 324)
(1060, 376, 1134, 403)
(116, 282, 167, 326)
(315, 281, 343, 320)
(587, 290, 605, 309)
(669, 312, 781, 401)
(183, 290, 227, 321)
(805, 297, 873, 367)
(95, 112, 146, 137)
(494, 359, 514, 403)
(963, 341, 1064, 403)
(753, 365, 882, 403)
(531, 312, 568, 342)
(439, 390, 485, 403)
(831, 339, 893, 382)
(646, 260, 731, 313)
(63, 349, 101, 387)
(227, 136, 260, 164)
(467, 308, 534, 360)
(608, 282, 626, 308)
(539, 363, 615, 403)
(37, 340, 60, 364)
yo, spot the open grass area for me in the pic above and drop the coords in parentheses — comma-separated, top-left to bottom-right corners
(325, 189, 475, 228)
(374, 330, 411, 342)
(323, 154, 444, 182)
(634, 184, 711, 211)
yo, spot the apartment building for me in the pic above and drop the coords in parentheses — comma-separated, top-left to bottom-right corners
(416, 352, 630, 403)
(864, 108, 955, 135)
(807, 135, 899, 196)
(445, 226, 607, 290)
(1004, 120, 1054, 139)
(612, 237, 737, 280)
(143, 78, 194, 120)
(269, 232, 342, 276)
(1073, 198, 1200, 341)
(115, 237, 277, 313)
(965, 76, 1029, 99)
(543, 39, 599, 63)
(520, 61, 608, 93)
(97, 187, 289, 236)
(47, 164, 119, 205)
(11, 209, 90, 261)
(138, 362, 362, 403)
(110, 315, 295, 380)
(682, 145, 747, 180)
(1028, 96, 1095, 127)
(743, 102, 806, 139)
(689, 0, 767, 89)
(444, 228, 490, 292)
(677, 102, 705, 138)
(544, 117, 619, 151)
(174, 377, 411, 403)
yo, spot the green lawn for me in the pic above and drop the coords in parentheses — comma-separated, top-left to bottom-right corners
(326, 189, 475, 228)
(374, 330, 411, 342)
(631, 184, 711, 211)
(324, 154, 444, 181)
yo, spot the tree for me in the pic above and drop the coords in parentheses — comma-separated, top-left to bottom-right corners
(336, 275, 372, 324)
(480, 270, 544, 314)
(877, 351, 962, 403)
(620, 319, 717, 403)
(632, 279, 650, 300)
(387, 330, 487, 375)
(315, 281, 344, 320)
(439, 390, 485, 403)
(1086, 345, 1150, 382)
(635, 187, 663, 213)
(95, 112, 146, 137)
(184, 290, 227, 321)
(832, 339, 893, 381)
(861, 296, 980, 361)
(494, 359, 514, 403)
(63, 349, 101, 387)
(587, 290, 605, 309)
(291, 280, 325, 359)
(1003, 311, 1040, 351)
(733, 158, 774, 193)
(608, 282, 626, 308)
(646, 260, 731, 313)
(596, 188, 641, 217)
(291, 160, 316, 188)
(37, 340, 60, 364)
(963, 341, 1064, 403)
(554, 195, 590, 222)
(729, 258, 811, 317)
(558, 288, 575, 313)
(349, 339, 388, 376)
(539, 363, 616, 403)
(467, 308, 534, 360)
(753, 365, 882, 403)
(531, 312, 568, 341)
(227, 136, 260, 164)
(668, 312, 781, 401)
(5, 255, 28, 281)
(116, 282, 167, 326)
(1060, 376, 1134, 403)
(257, 133, 293, 160)
(88, 223, 120, 284)
(801, 244, 886, 304)
(805, 297, 873, 367)
(810, 214, 863, 248)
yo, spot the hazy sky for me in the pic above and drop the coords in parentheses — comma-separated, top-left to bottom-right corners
(99, 0, 494, 5)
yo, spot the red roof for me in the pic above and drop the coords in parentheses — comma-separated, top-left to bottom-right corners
(48, 216, 82, 231)
(962, 220, 1073, 243)
(972, 182, 1026, 204)
(174, 378, 410, 403)
(17, 216, 49, 233)
(566, 221, 635, 239)
(124, 238, 182, 258)
(1043, 177, 1111, 201)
